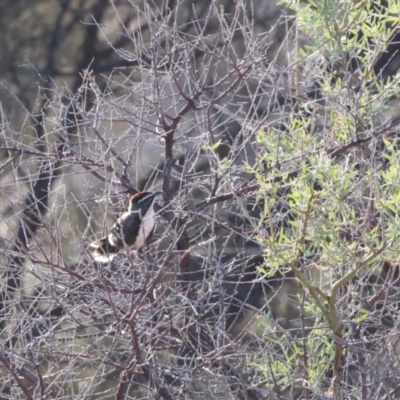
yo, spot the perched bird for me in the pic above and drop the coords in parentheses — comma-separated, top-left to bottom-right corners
(90, 191, 162, 262)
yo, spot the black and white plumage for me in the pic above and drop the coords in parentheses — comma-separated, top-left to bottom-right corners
(90, 191, 162, 263)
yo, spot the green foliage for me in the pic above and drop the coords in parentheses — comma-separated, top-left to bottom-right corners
(252, 0, 400, 396)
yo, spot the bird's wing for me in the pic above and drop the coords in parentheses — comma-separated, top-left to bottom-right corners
(119, 212, 142, 247)
(92, 237, 119, 263)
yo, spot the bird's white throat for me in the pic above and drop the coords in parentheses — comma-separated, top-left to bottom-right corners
(132, 205, 155, 250)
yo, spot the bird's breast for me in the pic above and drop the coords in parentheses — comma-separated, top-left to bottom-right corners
(132, 207, 155, 250)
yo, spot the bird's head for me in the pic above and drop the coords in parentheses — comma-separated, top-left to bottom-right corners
(128, 191, 162, 212)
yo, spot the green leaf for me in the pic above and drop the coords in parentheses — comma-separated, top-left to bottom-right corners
(355, 308, 369, 323)
(211, 140, 222, 150)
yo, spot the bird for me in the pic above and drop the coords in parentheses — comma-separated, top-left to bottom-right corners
(90, 191, 162, 263)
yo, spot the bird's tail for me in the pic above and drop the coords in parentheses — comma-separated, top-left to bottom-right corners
(90, 237, 118, 263)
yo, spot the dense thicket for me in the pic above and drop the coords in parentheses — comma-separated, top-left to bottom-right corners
(1, 1, 400, 399)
